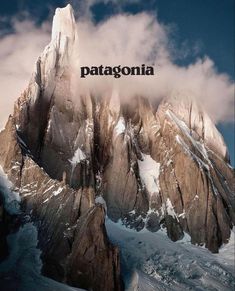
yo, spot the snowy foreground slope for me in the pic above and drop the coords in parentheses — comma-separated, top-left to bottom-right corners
(1, 167, 233, 291)
(0, 224, 234, 291)
(106, 219, 235, 291)
(0, 169, 85, 291)
(0, 206, 234, 291)
(0, 223, 234, 291)
(0, 202, 234, 291)
(0, 223, 85, 291)
(0, 168, 234, 291)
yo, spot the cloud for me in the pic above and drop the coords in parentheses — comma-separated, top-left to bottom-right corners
(0, 5, 234, 130)
(74, 13, 234, 123)
(0, 20, 50, 129)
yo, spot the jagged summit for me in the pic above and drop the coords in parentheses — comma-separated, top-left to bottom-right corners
(163, 92, 229, 161)
(0, 3, 234, 291)
(52, 4, 77, 42)
(3, 3, 235, 253)
(30, 4, 78, 99)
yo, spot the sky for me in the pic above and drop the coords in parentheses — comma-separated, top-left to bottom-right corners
(0, 0, 234, 164)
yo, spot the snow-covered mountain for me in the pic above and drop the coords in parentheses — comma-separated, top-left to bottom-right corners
(0, 4, 234, 291)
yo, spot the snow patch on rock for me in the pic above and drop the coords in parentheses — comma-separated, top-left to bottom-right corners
(52, 4, 76, 39)
(53, 187, 63, 196)
(138, 153, 160, 197)
(95, 195, 107, 213)
(69, 147, 86, 166)
(114, 117, 126, 136)
(165, 198, 177, 219)
(0, 166, 20, 215)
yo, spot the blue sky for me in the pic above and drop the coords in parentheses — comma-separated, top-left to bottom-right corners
(0, 0, 234, 164)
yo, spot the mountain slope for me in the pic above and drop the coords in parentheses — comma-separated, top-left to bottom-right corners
(106, 219, 235, 291)
(0, 3, 234, 291)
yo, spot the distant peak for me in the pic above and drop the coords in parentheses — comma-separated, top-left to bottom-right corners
(51, 4, 76, 41)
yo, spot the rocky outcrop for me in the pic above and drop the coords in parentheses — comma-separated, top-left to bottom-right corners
(68, 206, 121, 291)
(0, 118, 123, 290)
(18, 157, 122, 291)
(151, 98, 234, 251)
(0, 6, 123, 290)
(0, 116, 23, 188)
(99, 95, 234, 252)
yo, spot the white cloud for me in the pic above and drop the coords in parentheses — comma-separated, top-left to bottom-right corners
(74, 13, 234, 123)
(0, 6, 234, 129)
(0, 21, 50, 129)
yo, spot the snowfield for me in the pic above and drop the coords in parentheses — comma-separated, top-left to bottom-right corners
(138, 153, 161, 197)
(105, 218, 235, 291)
(115, 117, 126, 136)
(0, 168, 234, 291)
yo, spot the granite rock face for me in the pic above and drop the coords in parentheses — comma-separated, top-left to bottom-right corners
(0, 4, 234, 290)
(20, 157, 122, 291)
(0, 126, 123, 290)
(0, 6, 123, 290)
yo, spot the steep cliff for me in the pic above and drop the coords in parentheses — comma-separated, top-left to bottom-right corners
(0, 5, 123, 291)
(0, 3, 234, 290)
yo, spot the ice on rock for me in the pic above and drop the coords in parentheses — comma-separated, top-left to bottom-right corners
(138, 153, 160, 197)
(52, 4, 77, 42)
(168, 110, 213, 168)
(114, 117, 126, 135)
(165, 198, 177, 219)
(202, 111, 228, 159)
(0, 166, 20, 215)
(43, 184, 55, 194)
(29, 4, 78, 105)
(95, 196, 107, 213)
(53, 187, 64, 196)
(69, 147, 86, 166)
(51, 4, 78, 68)
(166, 94, 228, 160)
(43, 198, 50, 204)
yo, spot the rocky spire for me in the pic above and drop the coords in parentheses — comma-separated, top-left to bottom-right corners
(42, 3, 78, 75)
(52, 4, 77, 42)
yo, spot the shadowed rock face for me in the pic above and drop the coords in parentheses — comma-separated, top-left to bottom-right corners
(14, 87, 234, 252)
(0, 196, 9, 261)
(0, 8, 123, 288)
(0, 3, 234, 290)
(0, 118, 123, 291)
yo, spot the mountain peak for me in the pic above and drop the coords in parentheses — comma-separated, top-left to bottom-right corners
(51, 4, 77, 42)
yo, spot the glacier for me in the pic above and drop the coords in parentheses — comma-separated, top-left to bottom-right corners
(106, 218, 235, 291)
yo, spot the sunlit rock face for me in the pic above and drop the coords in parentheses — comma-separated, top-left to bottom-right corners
(0, 3, 234, 290)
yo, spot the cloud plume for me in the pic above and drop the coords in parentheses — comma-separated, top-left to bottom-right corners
(0, 6, 234, 129)
(75, 13, 234, 123)
(0, 20, 50, 129)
